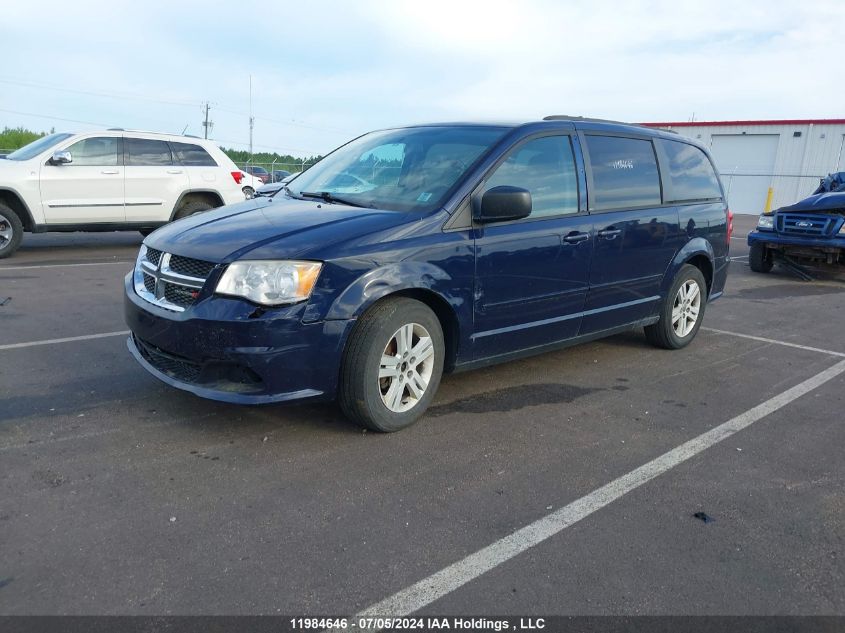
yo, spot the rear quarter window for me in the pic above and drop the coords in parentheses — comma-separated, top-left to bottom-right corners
(661, 139, 723, 203)
(585, 135, 661, 211)
(171, 142, 217, 167)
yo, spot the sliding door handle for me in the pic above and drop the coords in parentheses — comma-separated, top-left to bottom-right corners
(598, 228, 622, 239)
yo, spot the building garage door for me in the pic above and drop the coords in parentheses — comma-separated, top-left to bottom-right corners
(710, 134, 779, 214)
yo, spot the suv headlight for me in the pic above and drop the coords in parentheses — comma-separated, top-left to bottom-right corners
(216, 260, 322, 305)
(757, 215, 774, 230)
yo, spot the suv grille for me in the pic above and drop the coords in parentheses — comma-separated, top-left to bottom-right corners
(777, 214, 834, 237)
(133, 246, 217, 312)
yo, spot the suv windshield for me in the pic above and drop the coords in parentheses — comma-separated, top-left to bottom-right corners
(288, 125, 509, 212)
(6, 133, 74, 161)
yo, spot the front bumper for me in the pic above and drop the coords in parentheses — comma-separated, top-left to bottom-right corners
(748, 230, 845, 261)
(124, 273, 354, 404)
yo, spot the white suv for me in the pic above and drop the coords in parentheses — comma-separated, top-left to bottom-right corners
(0, 130, 247, 258)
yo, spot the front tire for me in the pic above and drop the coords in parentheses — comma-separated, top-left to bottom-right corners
(749, 242, 773, 273)
(0, 203, 24, 259)
(339, 297, 445, 432)
(645, 264, 707, 350)
(174, 199, 214, 221)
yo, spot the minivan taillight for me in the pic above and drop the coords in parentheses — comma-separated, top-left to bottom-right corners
(727, 208, 733, 245)
(231, 171, 243, 185)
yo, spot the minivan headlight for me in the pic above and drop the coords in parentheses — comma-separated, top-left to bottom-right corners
(757, 215, 774, 230)
(216, 260, 322, 305)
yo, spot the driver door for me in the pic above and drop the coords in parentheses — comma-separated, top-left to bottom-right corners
(39, 136, 125, 224)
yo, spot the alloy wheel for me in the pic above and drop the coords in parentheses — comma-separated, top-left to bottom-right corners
(378, 322, 435, 413)
(672, 279, 701, 338)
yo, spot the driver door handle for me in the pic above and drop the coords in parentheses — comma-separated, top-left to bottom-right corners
(563, 232, 590, 244)
(166, 169, 184, 175)
(100, 169, 119, 175)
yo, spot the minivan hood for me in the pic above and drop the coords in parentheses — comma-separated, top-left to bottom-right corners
(144, 196, 417, 262)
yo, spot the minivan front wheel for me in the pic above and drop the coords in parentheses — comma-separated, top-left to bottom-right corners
(645, 264, 707, 350)
(339, 297, 444, 432)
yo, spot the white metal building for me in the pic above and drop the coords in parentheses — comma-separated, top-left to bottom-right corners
(642, 119, 845, 214)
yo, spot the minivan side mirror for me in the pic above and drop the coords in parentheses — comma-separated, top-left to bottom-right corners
(473, 186, 532, 223)
(50, 150, 72, 165)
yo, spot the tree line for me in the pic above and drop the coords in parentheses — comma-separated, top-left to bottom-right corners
(0, 126, 321, 168)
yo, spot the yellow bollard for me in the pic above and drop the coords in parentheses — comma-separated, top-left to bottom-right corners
(764, 187, 774, 213)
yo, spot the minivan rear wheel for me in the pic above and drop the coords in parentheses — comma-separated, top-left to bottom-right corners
(339, 297, 445, 432)
(0, 203, 23, 259)
(645, 264, 707, 350)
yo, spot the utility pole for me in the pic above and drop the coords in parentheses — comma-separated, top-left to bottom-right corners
(202, 102, 213, 139)
(248, 75, 254, 160)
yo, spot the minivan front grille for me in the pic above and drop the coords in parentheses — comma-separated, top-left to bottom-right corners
(777, 214, 834, 236)
(133, 245, 217, 312)
(134, 336, 202, 383)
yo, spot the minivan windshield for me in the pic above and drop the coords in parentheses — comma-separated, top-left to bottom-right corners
(287, 126, 509, 212)
(6, 133, 74, 161)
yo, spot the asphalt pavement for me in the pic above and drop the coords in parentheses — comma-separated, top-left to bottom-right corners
(1, 216, 843, 617)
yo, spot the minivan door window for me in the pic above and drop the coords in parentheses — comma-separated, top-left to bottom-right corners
(585, 135, 661, 210)
(483, 135, 579, 217)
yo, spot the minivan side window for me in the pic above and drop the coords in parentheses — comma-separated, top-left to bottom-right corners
(126, 138, 174, 166)
(661, 139, 722, 203)
(585, 135, 661, 211)
(171, 142, 217, 167)
(483, 135, 578, 218)
(63, 137, 119, 166)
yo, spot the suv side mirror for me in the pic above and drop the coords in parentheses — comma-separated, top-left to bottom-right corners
(473, 186, 532, 223)
(50, 150, 72, 165)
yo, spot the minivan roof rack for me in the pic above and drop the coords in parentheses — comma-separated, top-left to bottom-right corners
(542, 115, 678, 133)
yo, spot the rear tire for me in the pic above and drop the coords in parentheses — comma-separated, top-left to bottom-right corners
(0, 203, 24, 259)
(645, 264, 707, 350)
(749, 242, 773, 273)
(338, 297, 445, 432)
(243, 186, 255, 199)
(174, 199, 214, 221)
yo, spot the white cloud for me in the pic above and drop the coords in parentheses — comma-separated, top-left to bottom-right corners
(1, 0, 842, 155)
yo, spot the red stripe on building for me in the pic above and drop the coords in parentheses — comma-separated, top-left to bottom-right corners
(641, 119, 845, 128)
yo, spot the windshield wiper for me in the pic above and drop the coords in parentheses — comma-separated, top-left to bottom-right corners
(298, 191, 371, 208)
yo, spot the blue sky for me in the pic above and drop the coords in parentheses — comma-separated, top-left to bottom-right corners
(1, 0, 840, 156)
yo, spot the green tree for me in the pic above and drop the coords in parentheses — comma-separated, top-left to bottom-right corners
(0, 126, 48, 151)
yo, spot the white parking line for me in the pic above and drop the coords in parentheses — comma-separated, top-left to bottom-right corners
(702, 327, 845, 358)
(356, 358, 845, 622)
(0, 261, 133, 271)
(0, 331, 129, 351)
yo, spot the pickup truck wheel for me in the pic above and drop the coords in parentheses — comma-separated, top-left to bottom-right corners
(174, 199, 213, 221)
(0, 203, 23, 259)
(645, 264, 707, 350)
(749, 242, 773, 273)
(339, 297, 444, 432)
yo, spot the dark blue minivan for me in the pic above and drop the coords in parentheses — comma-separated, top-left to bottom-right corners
(125, 117, 730, 431)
